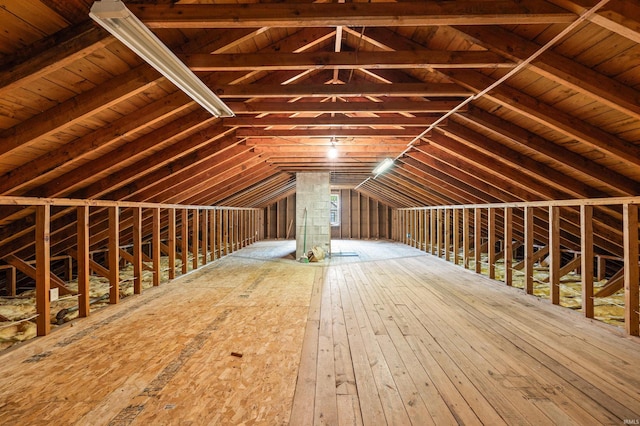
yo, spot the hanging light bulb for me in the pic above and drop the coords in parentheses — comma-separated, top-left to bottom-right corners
(327, 137, 338, 159)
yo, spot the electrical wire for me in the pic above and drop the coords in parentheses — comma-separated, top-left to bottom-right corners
(354, 0, 612, 191)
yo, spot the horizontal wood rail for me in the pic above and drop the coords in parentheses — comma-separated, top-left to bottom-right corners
(393, 196, 640, 336)
(0, 196, 262, 336)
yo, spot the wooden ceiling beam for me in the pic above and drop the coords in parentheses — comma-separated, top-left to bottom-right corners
(154, 154, 266, 204)
(0, 65, 161, 161)
(396, 158, 485, 204)
(0, 21, 109, 94)
(422, 133, 567, 200)
(458, 107, 639, 196)
(249, 186, 297, 209)
(453, 25, 640, 120)
(357, 180, 425, 208)
(29, 119, 225, 200)
(416, 138, 556, 201)
(244, 137, 409, 146)
(381, 172, 454, 205)
(590, 0, 640, 43)
(131, 147, 256, 203)
(208, 171, 294, 207)
(253, 145, 404, 154)
(0, 91, 196, 196)
(101, 139, 246, 203)
(545, 0, 640, 43)
(278, 165, 375, 172)
(441, 69, 640, 169)
(227, 100, 464, 113)
(133, 2, 576, 28)
(224, 116, 445, 127)
(192, 162, 278, 205)
(185, 50, 514, 71)
(210, 171, 293, 207)
(436, 122, 607, 198)
(399, 153, 502, 204)
(407, 149, 520, 202)
(215, 82, 471, 98)
(238, 128, 419, 138)
(0, 119, 228, 226)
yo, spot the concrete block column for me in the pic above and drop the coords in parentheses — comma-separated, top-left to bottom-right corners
(296, 172, 331, 259)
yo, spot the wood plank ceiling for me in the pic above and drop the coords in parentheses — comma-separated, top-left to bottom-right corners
(0, 0, 639, 261)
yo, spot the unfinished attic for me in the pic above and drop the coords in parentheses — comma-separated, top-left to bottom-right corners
(1, 0, 640, 423)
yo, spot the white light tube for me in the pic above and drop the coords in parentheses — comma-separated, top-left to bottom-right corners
(90, 0, 234, 118)
(372, 158, 394, 175)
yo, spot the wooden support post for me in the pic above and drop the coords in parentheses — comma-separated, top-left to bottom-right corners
(240, 210, 245, 248)
(230, 210, 235, 253)
(427, 209, 434, 255)
(201, 210, 208, 265)
(64, 256, 73, 281)
(422, 210, 428, 252)
(252, 210, 256, 243)
(133, 207, 142, 295)
(168, 208, 176, 280)
(460, 209, 468, 269)
(414, 210, 419, 249)
(597, 256, 606, 281)
(416, 210, 421, 249)
(36, 205, 51, 336)
(108, 206, 120, 304)
(152, 208, 160, 286)
(403, 210, 408, 245)
(411, 210, 422, 248)
(239, 210, 243, 247)
(246, 210, 251, 245)
(623, 204, 639, 336)
(504, 207, 513, 287)
(474, 208, 482, 274)
(209, 209, 216, 261)
(524, 207, 534, 294)
(236, 210, 241, 249)
(235, 210, 239, 249)
(181, 209, 188, 274)
(453, 209, 460, 266)
(220, 210, 226, 256)
(6, 267, 16, 297)
(488, 208, 496, 279)
(192, 208, 199, 270)
(77, 206, 90, 317)
(549, 206, 560, 305)
(217, 209, 223, 258)
(444, 208, 451, 261)
(435, 209, 442, 257)
(404, 210, 408, 244)
(581, 205, 594, 318)
(225, 209, 230, 255)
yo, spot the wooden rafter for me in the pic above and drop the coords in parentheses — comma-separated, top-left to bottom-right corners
(133, 2, 576, 28)
(184, 50, 514, 71)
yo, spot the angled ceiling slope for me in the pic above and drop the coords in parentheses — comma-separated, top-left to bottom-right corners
(0, 0, 638, 259)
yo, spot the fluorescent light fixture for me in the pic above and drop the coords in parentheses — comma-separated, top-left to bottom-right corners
(90, 0, 234, 118)
(372, 158, 394, 175)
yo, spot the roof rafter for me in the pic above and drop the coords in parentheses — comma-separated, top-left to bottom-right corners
(133, 1, 576, 28)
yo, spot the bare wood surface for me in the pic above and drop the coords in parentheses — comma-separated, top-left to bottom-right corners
(0, 240, 638, 424)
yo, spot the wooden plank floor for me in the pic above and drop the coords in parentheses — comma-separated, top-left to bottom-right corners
(1, 240, 639, 425)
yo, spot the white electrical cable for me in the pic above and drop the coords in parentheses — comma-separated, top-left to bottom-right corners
(356, 0, 612, 190)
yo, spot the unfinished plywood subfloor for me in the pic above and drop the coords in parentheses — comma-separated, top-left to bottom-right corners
(0, 240, 639, 425)
(0, 240, 314, 425)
